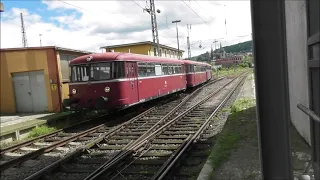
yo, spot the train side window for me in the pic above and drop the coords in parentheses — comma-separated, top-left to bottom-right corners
(112, 62, 125, 79)
(162, 64, 168, 75)
(172, 65, 176, 74)
(155, 64, 162, 76)
(147, 63, 155, 76)
(138, 63, 147, 77)
(174, 65, 179, 74)
(168, 65, 173, 74)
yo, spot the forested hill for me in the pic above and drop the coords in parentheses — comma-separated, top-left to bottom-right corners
(189, 40, 252, 61)
(223, 40, 252, 53)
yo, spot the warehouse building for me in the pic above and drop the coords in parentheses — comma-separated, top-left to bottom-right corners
(101, 41, 184, 59)
(0, 46, 92, 114)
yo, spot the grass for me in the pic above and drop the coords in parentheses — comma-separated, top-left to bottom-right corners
(209, 97, 256, 178)
(1, 125, 57, 149)
(213, 67, 250, 78)
(28, 125, 57, 138)
(230, 97, 256, 113)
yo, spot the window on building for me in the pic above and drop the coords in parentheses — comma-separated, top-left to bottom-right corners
(165, 50, 167, 57)
(159, 49, 162, 56)
(154, 47, 157, 56)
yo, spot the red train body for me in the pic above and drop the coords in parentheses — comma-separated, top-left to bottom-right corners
(64, 52, 212, 111)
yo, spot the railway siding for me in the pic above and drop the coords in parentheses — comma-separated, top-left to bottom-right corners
(80, 73, 247, 180)
(9, 77, 228, 180)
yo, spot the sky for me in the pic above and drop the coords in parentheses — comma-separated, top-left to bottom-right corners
(0, 0, 252, 58)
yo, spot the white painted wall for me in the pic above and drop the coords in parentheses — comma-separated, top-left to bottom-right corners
(285, 0, 311, 145)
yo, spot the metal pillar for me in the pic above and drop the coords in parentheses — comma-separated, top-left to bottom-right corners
(39, 34, 42, 47)
(20, 13, 28, 47)
(172, 20, 181, 59)
(187, 24, 191, 59)
(251, 0, 293, 179)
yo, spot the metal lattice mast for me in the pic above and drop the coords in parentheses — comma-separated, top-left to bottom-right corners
(149, 0, 160, 56)
(20, 13, 28, 47)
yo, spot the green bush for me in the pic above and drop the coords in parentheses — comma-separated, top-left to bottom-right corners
(231, 98, 256, 113)
(28, 125, 57, 138)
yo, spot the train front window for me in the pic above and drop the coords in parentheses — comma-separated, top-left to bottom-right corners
(71, 65, 89, 82)
(91, 63, 111, 80)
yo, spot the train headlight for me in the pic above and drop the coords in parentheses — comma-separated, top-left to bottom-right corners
(104, 87, 110, 92)
(72, 89, 77, 94)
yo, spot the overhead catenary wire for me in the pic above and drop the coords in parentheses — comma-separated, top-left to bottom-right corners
(57, 0, 131, 26)
(192, 0, 215, 23)
(181, 0, 212, 30)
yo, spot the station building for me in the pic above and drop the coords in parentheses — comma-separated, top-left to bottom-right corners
(101, 41, 184, 59)
(0, 46, 92, 114)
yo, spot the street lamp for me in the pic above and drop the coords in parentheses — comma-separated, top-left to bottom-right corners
(39, 29, 51, 47)
(172, 20, 181, 59)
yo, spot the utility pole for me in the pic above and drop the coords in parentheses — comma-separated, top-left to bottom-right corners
(187, 24, 191, 59)
(213, 39, 218, 50)
(172, 20, 181, 59)
(144, 0, 160, 56)
(20, 13, 28, 47)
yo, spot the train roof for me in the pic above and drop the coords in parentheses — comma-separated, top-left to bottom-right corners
(70, 52, 186, 65)
(183, 59, 212, 66)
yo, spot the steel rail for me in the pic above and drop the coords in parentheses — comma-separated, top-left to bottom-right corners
(0, 111, 110, 154)
(22, 75, 227, 180)
(0, 123, 106, 171)
(1, 91, 178, 172)
(83, 88, 201, 180)
(23, 106, 156, 180)
(84, 74, 243, 180)
(82, 77, 227, 180)
(151, 74, 247, 180)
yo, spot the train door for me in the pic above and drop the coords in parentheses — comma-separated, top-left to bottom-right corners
(126, 62, 139, 104)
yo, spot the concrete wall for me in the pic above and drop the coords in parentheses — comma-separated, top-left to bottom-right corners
(285, 0, 311, 145)
(0, 49, 59, 113)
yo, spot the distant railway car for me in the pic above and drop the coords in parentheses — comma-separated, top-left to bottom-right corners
(63, 52, 186, 111)
(184, 60, 212, 87)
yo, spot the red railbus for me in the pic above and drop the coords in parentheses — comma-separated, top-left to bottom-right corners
(64, 52, 187, 111)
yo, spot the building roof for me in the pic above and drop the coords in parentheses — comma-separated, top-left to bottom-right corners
(0, 46, 93, 54)
(100, 41, 184, 52)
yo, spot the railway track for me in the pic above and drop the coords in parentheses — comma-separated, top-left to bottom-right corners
(3, 76, 230, 180)
(84, 73, 247, 180)
(0, 94, 183, 179)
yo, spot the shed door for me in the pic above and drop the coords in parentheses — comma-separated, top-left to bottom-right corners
(12, 72, 33, 113)
(29, 71, 48, 112)
(12, 70, 48, 113)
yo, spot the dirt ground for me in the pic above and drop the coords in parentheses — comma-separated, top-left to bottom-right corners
(211, 105, 314, 180)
